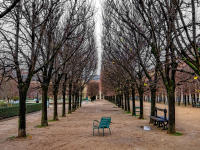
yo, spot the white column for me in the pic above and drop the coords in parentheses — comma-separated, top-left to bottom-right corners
(99, 91, 102, 100)
(189, 92, 192, 103)
(165, 95, 168, 103)
(181, 89, 183, 104)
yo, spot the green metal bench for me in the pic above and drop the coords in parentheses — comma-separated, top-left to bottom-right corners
(93, 117, 111, 136)
(134, 106, 140, 116)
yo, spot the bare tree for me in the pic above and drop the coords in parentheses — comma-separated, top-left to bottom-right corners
(0, 0, 64, 137)
(0, 0, 20, 18)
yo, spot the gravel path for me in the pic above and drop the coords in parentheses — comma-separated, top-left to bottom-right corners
(0, 100, 200, 150)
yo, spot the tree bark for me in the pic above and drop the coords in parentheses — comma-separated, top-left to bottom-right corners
(53, 86, 59, 121)
(124, 92, 127, 111)
(150, 88, 156, 123)
(62, 81, 67, 117)
(79, 88, 83, 107)
(139, 90, 144, 119)
(131, 86, 136, 116)
(72, 93, 75, 111)
(68, 82, 72, 114)
(18, 87, 27, 137)
(127, 90, 130, 112)
(167, 87, 176, 134)
(41, 85, 48, 126)
(121, 94, 123, 107)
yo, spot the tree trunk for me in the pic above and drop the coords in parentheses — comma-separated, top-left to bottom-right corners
(121, 94, 124, 109)
(184, 95, 187, 106)
(127, 90, 130, 112)
(75, 92, 78, 109)
(124, 93, 127, 111)
(178, 93, 181, 106)
(150, 88, 156, 123)
(72, 93, 75, 111)
(68, 82, 72, 114)
(18, 88, 27, 137)
(167, 87, 176, 134)
(139, 90, 144, 119)
(79, 89, 82, 107)
(53, 86, 59, 121)
(131, 86, 135, 116)
(41, 85, 48, 126)
(62, 82, 67, 117)
(187, 95, 190, 105)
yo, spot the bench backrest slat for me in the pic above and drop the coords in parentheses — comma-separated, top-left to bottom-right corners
(154, 107, 167, 120)
(99, 117, 111, 128)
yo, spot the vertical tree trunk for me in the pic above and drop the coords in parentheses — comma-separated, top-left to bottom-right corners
(127, 90, 130, 112)
(187, 95, 190, 105)
(150, 88, 156, 123)
(80, 89, 82, 107)
(53, 87, 59, 121)
(167, 87, 176, 134)
(72, 93, 75, 111)
(121, 94, 124, 109)
(68, 82, 72, 114)
(139, 90, 144, 119)
(75, 91, 79, 109)
(184, 95, 187, 106)
(131, 86, 135, 116)
(18, 88, 27, 137)
(62, 82, 67, 117)
(124, 93, 127, 111)
(41, 85, 48, 126)
(178, 93, 181, 106)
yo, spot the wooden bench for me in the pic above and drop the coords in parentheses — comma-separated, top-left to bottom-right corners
(93, 117, 111, 136)
(150, 107, 168, 130)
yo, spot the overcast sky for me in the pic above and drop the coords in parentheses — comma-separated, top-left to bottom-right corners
(93, 0, 103, 75)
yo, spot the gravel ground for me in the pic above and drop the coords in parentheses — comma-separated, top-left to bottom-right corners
(0, 100, 200, 150)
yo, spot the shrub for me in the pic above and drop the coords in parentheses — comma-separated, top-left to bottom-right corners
(0, 103, 42, 119)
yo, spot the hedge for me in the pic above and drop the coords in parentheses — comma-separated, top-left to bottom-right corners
(0, 103, 42, 119)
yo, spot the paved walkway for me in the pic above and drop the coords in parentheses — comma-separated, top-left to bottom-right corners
(0, 100, 200, 150)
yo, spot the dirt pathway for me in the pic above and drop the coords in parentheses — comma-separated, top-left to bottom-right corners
(0, 100, 200, 150)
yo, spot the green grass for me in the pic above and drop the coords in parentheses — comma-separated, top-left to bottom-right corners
(8, 134, 32, 140)
(35, 125, 47, 128)
(125, 111, 131, 114)
(8, 136, 17, 140)
(48, 119, 58, 122)
(172, 132, 183, 136)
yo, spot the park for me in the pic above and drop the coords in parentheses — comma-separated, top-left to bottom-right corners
(0, 0, 200, 150)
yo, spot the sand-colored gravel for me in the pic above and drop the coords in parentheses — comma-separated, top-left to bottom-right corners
(0, 100, 200, 150)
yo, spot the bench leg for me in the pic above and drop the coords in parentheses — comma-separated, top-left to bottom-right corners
(158, 121, 162, 127)
(109, 128, 111, 135)
(93, 128, 94, 136)
(154, 120, 157, 126)
(103, 128, 104, 136)
(163, 122, 168, 130)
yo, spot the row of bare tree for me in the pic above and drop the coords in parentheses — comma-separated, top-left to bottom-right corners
(0, 0, 97, 137)
(101, 0, 200, 134)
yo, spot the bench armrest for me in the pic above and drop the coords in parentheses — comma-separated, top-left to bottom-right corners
(93, 120, 100, 127)
(93, 120, 99, 123)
